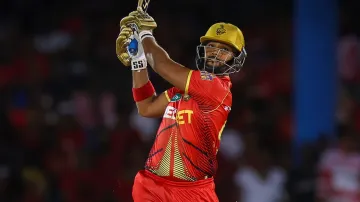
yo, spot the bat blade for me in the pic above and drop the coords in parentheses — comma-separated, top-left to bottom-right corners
(137, 0, 151, 12)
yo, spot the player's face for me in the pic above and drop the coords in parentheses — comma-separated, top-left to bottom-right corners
(204, 42, 235, 67)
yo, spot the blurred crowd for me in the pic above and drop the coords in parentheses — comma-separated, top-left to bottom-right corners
(1, 0, 360, 202)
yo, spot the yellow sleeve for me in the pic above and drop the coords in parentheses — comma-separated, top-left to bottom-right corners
(184, 70, 193, 96)
(164, 90, 171, 102)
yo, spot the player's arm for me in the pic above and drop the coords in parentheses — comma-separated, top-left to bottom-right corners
(116, 24, 168, 118)
(140, 34, 228, 109)
(141, 36, 190, 92)
(132, 69, 168, 118)
(119, 11, 190, 91)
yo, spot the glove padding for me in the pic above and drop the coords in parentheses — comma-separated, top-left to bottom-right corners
(116, 26, 134, 66)
(120, 11, 157, 32)
(116, 25, 147, 70)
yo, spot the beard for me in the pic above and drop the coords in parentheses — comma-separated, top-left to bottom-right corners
(205, 56, 224, 67)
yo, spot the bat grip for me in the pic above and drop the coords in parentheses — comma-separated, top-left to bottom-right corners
(129, 23, 139, 33)
(136, 6, 143, 12)
(127, 28, 141, 57)
(128, 37, 138, 56)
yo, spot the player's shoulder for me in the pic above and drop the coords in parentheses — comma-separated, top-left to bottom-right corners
(191, 70, 231, 87)
(191, 70, 215, 81)
(187, 70, 232, 104)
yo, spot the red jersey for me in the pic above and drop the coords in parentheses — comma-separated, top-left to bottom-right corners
(145, 70, 232, 181)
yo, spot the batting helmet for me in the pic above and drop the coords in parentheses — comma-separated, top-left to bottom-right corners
(200, 22, 245, 53)
(195, 22, 247, 75)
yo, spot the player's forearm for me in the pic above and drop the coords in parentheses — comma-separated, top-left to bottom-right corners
(136, 96, 157, 116)
(132, 68, 150, 88)
(132, 69, 157, 116)
(142, 37, 170, 74)
(140, 35, 189, 92)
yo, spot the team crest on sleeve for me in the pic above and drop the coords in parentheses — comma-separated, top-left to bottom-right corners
(170, 93, 182, 102)
(200, 71, 213, 81)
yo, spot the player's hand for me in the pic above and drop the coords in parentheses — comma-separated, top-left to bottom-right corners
(116, 25, 133, 66)
(129, 32, 147, 71)
(120, 10, 157, 32)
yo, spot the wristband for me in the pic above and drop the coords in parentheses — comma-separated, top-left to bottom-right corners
(139, 30, 154, 42)
(132, 81, 155, 102)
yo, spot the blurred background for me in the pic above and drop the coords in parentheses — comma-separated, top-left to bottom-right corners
(1, 0, 360, 201)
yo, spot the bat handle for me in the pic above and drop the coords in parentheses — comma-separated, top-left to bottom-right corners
(127, 26, 140, 57)
(128, 37, 138, 56)
(129, 23, 139, 33)
(136, 6, 143, 12)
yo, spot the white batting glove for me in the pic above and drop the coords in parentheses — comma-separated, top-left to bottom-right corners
(127, 28, 147, 71)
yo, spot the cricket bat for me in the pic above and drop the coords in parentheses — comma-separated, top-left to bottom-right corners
(137, 0, 151, 12)
(127, 0, 151, 56)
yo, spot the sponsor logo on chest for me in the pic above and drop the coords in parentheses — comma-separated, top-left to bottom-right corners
(163, 106, 193, 125)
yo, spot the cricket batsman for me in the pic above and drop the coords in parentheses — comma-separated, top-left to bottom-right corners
(116, 10, 247, 202)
